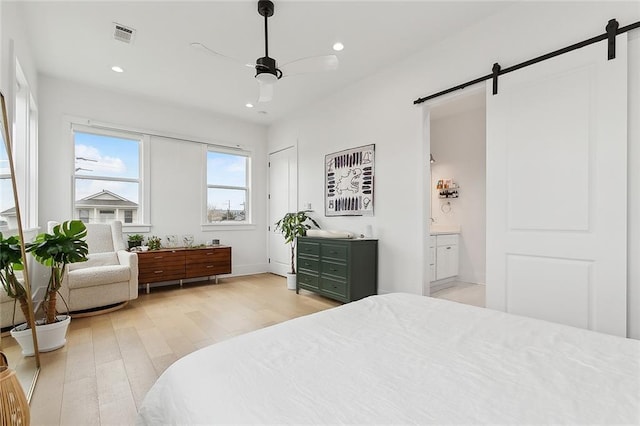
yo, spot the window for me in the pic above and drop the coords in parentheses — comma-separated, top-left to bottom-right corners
(0, 143, 11, 231)
(78, 209, 90, 223)
(206, 149, 249, 223)
(73, 126, 143, 225)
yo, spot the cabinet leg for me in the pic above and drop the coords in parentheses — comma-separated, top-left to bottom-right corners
(146, 283, 150, 294)
(179, 279, 183, 288)
(215, 275, 219, 284)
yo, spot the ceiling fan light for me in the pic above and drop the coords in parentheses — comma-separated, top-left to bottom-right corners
(333, 42, 344, 52)
(256, 71, 278, 84)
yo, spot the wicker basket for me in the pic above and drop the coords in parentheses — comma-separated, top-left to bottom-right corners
(0, 352, 30, 426)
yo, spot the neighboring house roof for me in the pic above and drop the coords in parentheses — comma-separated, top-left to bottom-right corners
(76, 190, 138, 208)
(0, 206, 16, 217)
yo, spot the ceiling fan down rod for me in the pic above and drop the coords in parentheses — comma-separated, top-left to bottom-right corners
(264, 13, 269, 57)
(258, 0, 275, 58)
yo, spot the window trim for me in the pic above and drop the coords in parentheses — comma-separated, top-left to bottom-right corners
(202, 144, 253, 229)
(70, 122, 151, 232)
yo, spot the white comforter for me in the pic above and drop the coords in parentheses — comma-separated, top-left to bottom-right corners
(137, 293, 640, 425)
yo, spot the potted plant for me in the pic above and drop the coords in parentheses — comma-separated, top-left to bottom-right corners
(274, 211, 319, 290)
(0, 232, 30, 327)
(127, 234, 144, 250)
(13, 220, 89, 354)
(147, 236, 162, 250)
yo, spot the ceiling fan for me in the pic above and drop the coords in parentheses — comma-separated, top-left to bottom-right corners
(191, 0, 339, 103)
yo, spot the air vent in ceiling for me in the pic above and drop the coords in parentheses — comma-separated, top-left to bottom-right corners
(113, 23, 136, 44)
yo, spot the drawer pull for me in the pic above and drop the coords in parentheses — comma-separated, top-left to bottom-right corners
(206, 265, 213, 268)
(154, 256, 163, 259)
(330, 251, 337, 254)
(154, 270, 163, 274)
(330, 268, 337, 272)
(446, 247, 451, 250)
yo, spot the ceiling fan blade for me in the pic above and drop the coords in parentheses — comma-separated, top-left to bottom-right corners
(280, 55, 339, 77)
(190, 42, 254, 69)
(258, 81, 274, 103)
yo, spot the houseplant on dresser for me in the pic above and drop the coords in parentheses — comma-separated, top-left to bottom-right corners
(274, 211, 319, 290)
(11, 220, 89, 355)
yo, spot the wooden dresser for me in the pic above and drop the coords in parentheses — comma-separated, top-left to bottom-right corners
(137, 246, 232, 293)
(296, 237, 377, 303)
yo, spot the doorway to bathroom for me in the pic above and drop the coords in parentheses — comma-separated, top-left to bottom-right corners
(426, 87, 486, 305)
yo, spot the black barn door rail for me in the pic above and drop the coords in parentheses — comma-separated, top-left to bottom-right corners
(413, 19, 640, 105)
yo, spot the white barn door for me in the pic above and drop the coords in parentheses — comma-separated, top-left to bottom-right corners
(268, 147, 297, 276)
(486, 37, 628, 336)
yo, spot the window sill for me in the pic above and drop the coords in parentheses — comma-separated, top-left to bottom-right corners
(201, 223, 257, 232)
(123, 224, 152, 233)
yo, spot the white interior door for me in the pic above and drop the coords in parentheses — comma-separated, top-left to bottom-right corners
(268, 147, 297, 275)
(486, 36, 628, 336)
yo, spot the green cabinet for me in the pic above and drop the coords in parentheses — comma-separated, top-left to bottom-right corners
(296, 237, 378, 303)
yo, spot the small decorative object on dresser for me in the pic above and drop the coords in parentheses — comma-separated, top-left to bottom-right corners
(296, 236, 377, 303)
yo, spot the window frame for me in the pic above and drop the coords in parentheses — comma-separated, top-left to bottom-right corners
(202, 144, 253, 229)
(70, 123, 151, 232)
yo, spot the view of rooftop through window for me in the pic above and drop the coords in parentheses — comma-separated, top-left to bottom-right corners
(73, 129, 141, 224)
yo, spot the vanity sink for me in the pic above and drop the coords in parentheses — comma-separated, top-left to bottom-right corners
(429, 224, 460, 235)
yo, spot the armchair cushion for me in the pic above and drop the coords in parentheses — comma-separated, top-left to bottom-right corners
(69, 252, 119, 271)
(67, 265, 130, 289)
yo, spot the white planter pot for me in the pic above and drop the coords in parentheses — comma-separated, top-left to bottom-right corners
(10, 315, 71, 356)
(286, 273, 297, 291)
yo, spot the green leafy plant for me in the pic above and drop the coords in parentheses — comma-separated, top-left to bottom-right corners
(27, 220, 89, 324)
(0, 232, 30, 327)
(274, 211, 319, 274)
(128, 234, 144, 242)
(128, 233, 144, 249)
(147, 236, 162, 250)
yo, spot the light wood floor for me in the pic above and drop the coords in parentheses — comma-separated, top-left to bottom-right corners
(26, 273, 339, 426)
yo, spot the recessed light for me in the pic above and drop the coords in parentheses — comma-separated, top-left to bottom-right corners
(332, 42, 344, 52)
(111, 66, 124, 73)
(245, 103, 254, 108)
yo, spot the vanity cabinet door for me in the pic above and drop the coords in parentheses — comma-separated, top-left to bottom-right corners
(436, 244, 459, 280)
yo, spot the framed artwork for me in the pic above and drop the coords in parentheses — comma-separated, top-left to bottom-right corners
(325, 144, 374, 216)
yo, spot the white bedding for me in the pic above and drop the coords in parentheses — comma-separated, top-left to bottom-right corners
(137, 293, 640, 424)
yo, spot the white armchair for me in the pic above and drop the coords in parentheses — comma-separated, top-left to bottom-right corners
(49, 221, 138, 313)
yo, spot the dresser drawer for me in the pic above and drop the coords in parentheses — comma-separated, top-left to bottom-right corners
(320, 277, 348, 299)
(320, 260, 348, 279)
(138, 252, 184, 271)
(185, 262, 230, 278)
(321, 244, 347, 262)
(298, 257, 319, 273)
(139, 267, 185, 283)
(186, 247, 230, 265)
(298, 241, 320, 257)
(297, 272, 319, 290)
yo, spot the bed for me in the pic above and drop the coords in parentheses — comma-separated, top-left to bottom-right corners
(137, 293, 639, 424)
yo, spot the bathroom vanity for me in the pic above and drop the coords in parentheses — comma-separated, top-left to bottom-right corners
(429, 225, 460, 291)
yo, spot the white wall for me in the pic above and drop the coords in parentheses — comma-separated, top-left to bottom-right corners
(431, 106, 486, 285)
(627, 31, 640, 339)
(38, 75, 269, 277)
(267, 2, 640, 337)
(0, 1, 38, 112)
